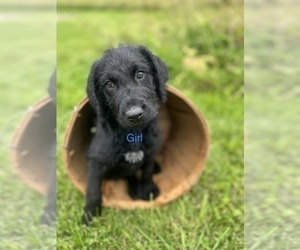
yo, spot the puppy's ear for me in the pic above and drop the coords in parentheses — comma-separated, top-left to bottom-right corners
(86, 60, 103, 116)
(139, 46, 168, 103)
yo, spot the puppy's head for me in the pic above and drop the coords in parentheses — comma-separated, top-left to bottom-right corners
(87, 45, 168, 128)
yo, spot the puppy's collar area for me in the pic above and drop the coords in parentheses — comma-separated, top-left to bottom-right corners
(123, 150, 144, 164)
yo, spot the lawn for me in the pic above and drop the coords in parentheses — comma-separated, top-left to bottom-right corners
(57, 2, 243, 250)
(0, 10, 56, 250)
(245, 2, 300, 249)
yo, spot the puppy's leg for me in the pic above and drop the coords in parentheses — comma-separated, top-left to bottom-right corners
(128, 159, 159, 201)
(40, 156, 56, 225)
(82, 159, 104, 226)
(141, 158, 160, 200)
(41, 144, 56, 225)
(127, 175, 142, 199)
(153, 162, 161, 174)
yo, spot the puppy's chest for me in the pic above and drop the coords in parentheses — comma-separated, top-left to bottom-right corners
(104, 139, 146, 178)
(116, 137, 146, 164)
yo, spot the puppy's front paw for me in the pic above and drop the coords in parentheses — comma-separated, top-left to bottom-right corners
(81, 205, 102, 226)
(129, 181, 160, 201)
(142, 182, 160, 200)
(40, 205, 56, 226)
(40, 211, 55, 226)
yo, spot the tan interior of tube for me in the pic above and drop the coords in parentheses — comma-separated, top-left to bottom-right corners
(63, 86, 209, 209)
(10, 97, 55, 195)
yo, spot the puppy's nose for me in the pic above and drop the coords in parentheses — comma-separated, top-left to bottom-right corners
(126, 106, 143, 122)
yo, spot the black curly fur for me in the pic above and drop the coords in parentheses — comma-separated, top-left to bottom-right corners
(82, 45, 168, 225)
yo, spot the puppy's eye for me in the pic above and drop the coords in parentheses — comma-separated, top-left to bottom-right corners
(136, 71, 145, 80)
(105, 81, 114, 89)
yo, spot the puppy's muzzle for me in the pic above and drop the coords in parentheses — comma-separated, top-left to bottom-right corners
(126, 106, 144, 122)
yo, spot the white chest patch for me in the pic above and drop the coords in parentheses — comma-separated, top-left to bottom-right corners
(124, 150, 144, 164)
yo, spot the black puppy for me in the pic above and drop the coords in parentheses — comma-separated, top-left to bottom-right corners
(82, 45, 168, 225)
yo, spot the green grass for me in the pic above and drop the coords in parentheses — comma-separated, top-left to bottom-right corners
(57, 3, 243, 250)
(0, 11, 56, 249)
(245, 2, 300, 249)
